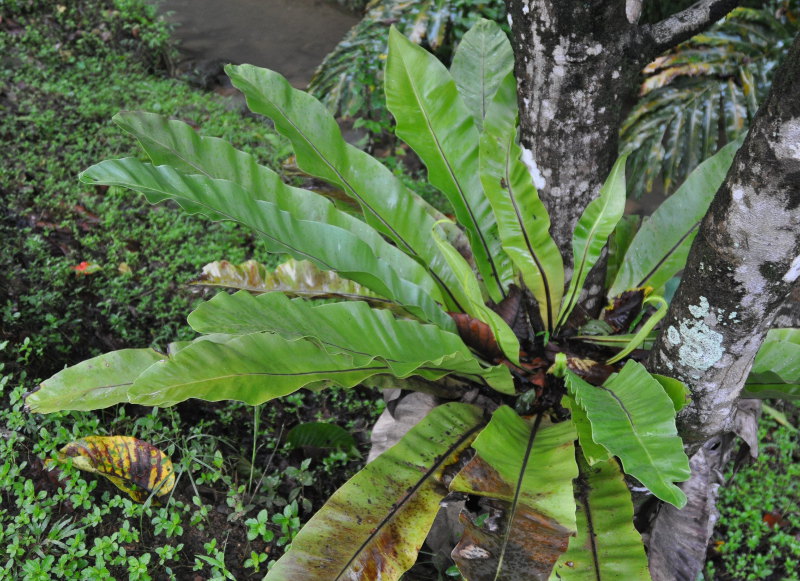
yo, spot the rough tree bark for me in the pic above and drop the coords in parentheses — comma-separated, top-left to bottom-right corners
(645, 32, 800, 579)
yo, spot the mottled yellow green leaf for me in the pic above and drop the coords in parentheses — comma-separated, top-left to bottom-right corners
(51, 435, 175, 502)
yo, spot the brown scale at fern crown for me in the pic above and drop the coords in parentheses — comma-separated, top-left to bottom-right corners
(601, 287, 650, 333)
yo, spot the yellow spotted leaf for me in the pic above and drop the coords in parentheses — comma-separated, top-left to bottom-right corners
(50, 436, 175, 502)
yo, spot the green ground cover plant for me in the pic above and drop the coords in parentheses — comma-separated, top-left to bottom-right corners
(1, 0, 288, 379)
(704, 404, 800, 581)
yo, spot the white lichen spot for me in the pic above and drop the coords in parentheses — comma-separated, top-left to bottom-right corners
(540, 98, 556, 122)
(553, 65, 565, 78)
(783, 255, 800, 283)
(612, 70, 620, 79)
(676, 320, 725, 371)
(727, 193, 796, 315)
(688, 296, 711, 319)
(521, 148, 547, 190)
(522, 1, 530, 15)
(729, 311, 737, 320)
(774, 119, 800, 159)
(667, 326, 680, 345)
(552, 44, 567, 65)
(507, 13, 513, 27)
(732, 187, 745, 204)
(586, 43, 603, 56)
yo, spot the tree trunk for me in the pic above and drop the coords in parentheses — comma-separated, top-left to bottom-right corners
(506, 1, 638, 262)
(645, 31, 800, 578)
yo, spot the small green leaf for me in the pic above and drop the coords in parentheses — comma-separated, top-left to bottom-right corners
(652, 374, 691, 412)
(606, 295, 668, 364)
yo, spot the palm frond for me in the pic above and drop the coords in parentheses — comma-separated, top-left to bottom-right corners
(308, 0, 506, 119)
(621, 2, 799, 199)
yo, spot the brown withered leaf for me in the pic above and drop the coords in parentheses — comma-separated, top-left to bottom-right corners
(450, 312, 504, 360)
(191, 258, 397, 309)
(493, 285, 529, 342)
(449, 410, 578, 580)
(567, 357, 616, 386)
(453, 499, 573, 581)
(48, 435, 175, 502)
(601, 288, 649, 333)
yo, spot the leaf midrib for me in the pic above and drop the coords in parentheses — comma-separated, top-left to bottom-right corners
(502, 132, 555, 333)
(335, 421, 485, 580)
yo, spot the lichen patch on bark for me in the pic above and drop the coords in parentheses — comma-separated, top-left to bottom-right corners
(774, 119, 800, 160)
(668, 320, 725, 374)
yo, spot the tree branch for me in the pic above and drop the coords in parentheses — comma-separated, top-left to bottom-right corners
(642, 0, 741, 55)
